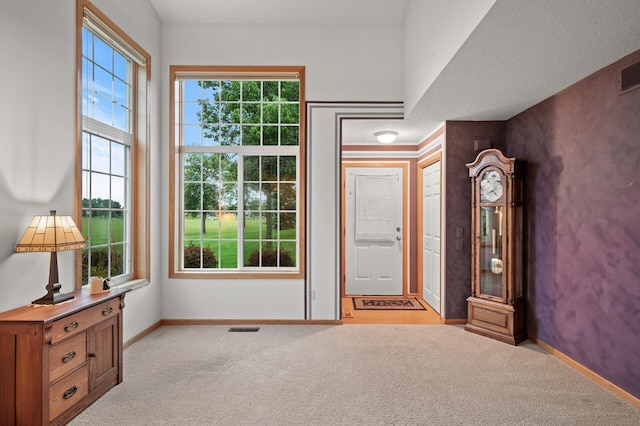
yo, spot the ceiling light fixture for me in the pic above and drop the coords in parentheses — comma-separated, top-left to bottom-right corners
(374, 130, 398, 144)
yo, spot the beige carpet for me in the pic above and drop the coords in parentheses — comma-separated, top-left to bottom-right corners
(70, 324, 639, 425)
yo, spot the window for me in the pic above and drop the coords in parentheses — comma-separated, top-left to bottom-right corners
(77, 0, 150, 286)
(170, 66, 305, 278)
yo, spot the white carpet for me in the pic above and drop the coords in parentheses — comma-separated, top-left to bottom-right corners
(70, 324, 640, 425)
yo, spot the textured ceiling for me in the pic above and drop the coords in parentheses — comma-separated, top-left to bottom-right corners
(150, 0, 640, 145)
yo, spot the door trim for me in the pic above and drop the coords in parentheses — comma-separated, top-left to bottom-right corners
(341, 161, 409, 297)
(417, 153, 442, 312)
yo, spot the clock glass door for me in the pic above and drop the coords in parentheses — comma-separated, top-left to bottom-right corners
(479, 205, 504, 299)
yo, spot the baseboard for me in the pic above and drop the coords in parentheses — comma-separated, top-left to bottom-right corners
(123, 319, 342, 349)
(443, 318, 467, 325)
(161, 319, 343, 326)
(123, 320, 162, 349)
(529, 334, 640, 409)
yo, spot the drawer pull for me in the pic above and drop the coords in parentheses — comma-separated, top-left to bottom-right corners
(102, 306, 114, 316)
(63, 385, 78, 400)
(61, 351, 77, 363)
(64, 321, 79, 332)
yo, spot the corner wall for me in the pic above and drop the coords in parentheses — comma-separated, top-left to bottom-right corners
(443, 121, 506, 319)
(506, 49, 640, 398)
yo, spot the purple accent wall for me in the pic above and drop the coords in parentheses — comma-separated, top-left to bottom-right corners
(444, 121, 506, 319)
(506, 49, 640, 398)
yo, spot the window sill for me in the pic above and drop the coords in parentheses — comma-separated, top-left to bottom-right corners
(111, 278, 150, 292)
(169, 270, 303, 279)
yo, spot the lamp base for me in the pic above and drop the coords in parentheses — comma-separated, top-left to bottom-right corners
(31, 252, 75, 305)
(32, 287, 75, 305)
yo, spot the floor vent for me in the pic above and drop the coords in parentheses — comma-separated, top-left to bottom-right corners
(228, 326, 260, 332)
(619, 60, 640, 95)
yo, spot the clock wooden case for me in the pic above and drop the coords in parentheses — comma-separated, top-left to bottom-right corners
(466, 149, 526, 345)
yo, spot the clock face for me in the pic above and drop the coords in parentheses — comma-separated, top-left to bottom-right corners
(480, 170, 503, 202)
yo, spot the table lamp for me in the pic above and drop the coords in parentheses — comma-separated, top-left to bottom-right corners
(16, 210, 86, 305)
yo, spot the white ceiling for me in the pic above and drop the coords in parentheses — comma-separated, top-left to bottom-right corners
(150, 0, 640, 145)
(149, 0, 409, 25)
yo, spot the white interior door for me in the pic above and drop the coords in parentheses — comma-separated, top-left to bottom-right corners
(422, 161, 441, 313)
(345, 167, 403, 296)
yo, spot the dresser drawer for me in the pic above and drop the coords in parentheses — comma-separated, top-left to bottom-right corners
(50, 297, 120, 344)
(49, 332, 87, 384)
(49, 366, 89, 421)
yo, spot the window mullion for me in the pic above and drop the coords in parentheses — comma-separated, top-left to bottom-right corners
(237, 155, 244, 269)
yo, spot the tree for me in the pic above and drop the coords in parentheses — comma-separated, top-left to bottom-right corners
(182, 78, 299, 265)
(82, 198, 124, 217)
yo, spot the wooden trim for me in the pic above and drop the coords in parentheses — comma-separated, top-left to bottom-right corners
(169, 271, 303, 280)
(342, 144, 419, 152)
(171, 65, 304, 80)
(418, 152, 442, 170)
(529, 334, 640, 409)
(75, 0, 152, 287)
(416, 153, 442, 311)
(341, 162, 409, 297)
(161, 319, 342, 326)
(168, 66, 306, 279)
(305, 100, 403, 106)
(134, 59, 152, 283)
(168, 68, 177, 277)
(297, 67, 307, 280)
(74, 0, 84, 287)
(416, 161, 423, 301)
(443, 319, 467, 325)
(78, 0, 149, 61)
(343, 156, 416, 162)
(417, 125, 445, 151)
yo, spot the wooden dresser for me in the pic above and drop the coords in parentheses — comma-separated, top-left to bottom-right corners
(0, 288, 129, 425)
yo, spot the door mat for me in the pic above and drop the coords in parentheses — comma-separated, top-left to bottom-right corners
(352, 297, 426, 311)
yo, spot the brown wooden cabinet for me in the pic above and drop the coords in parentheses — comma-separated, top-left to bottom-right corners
(0, 288, 128, 425)
(466, 149, 526, 345)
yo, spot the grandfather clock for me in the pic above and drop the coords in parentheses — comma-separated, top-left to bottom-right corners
(465, 149, 526, 345)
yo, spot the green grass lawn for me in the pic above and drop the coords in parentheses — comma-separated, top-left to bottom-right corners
(83, 216, 297, 269)
(83, 216, 125, 245)
(183, 216, 296, 267)
(81, 216, 125, 283)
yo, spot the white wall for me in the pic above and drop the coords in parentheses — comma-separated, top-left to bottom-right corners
(160, 23, 404, 320)
(0, 2, 404, 324)
(0, 0, 77, 311)
(403, 0, 496, 115)
(161, 23, 403, 101)
(0, 0, 162, 342)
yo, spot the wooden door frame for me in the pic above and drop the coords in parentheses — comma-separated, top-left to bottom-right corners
(417, 153, 442, 309)
(341, 161, 409, 298)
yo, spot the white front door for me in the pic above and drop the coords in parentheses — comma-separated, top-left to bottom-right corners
(421, 161, 441, 313)
(345, 167, 404, 296)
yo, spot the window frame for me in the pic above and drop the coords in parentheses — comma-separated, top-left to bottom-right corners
(75, 0, 151, 288)
(169, 66, 306, 279)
